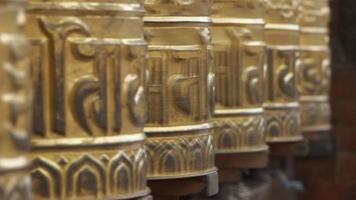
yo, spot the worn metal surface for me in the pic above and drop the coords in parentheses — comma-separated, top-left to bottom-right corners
(297, 0, 331, 133)
(264, 0, 303, 143)
(26, 0, 149, 199)
(211, 0, 268, 154)
(0, 0, 32, 199)
(144, 0, 216, 179)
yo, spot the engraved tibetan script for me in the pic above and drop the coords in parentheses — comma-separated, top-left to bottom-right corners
(147, 49, 209, 124)
(213, 30, 265, 108)
(296, 50, 330, 96)
(266, 47, 297, 101)
(30, 17, 146, 137)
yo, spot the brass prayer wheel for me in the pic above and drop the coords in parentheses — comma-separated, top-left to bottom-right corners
(144, 0, 216, 179)
(264, 0, 303, 143)
(297, 0, 331, 133)
(26, 0, 150, 199)
(0, 0, 32, 198)
(211, 0, 268, 154)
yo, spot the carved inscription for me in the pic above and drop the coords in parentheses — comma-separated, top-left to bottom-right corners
(266, 47, 297, 101)
(27, 1, 149, 199)
(213, 28, 265, 107)
(30, 17, 146, 137)
(70, 41, 122, 134)
(39, 17, 91, 134)
(296, 50, 330, 96)
(264, 47, 301, 141)
(300, 0, 330, 24)
(147, 49, 209, 124)
(265, 0, 298, 19)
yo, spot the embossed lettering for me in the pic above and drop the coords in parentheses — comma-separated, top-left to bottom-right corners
(39, 17, 91, 134)
(70, 41, 121, 134)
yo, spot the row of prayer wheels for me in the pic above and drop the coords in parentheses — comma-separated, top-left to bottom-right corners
(0, 0, 331, 199)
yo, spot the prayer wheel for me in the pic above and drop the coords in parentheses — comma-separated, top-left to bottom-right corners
(298, 0, 331, 135)
(144, 0, 216, 179)
(0, 0, 32, 198)
(211, 0, 268, 157)
(264, 0, 303, 143)
(26, 0, 150, 199)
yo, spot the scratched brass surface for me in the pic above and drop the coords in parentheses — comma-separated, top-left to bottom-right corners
(26, 0, 149, 199)
(211, 0, 268, 154)
(144, 0, 216, 179)
(297, 0, 331, 133)
(264, 0, 303, 143)
(0, 0, 32, 199)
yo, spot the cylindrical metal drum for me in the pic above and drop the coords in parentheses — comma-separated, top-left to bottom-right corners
(144, 0, 216, 179)
(26, 0, 150, 199)
(264, 0, 303, 143)
(0, 0, 32, 198)
(297, 0, 331, 134)
(211, 0, 268, 154)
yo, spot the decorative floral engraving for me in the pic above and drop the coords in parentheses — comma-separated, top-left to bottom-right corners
(213, 116, 266, 153)
(146, 132, 214, 178)
(265, 108, 302, 142)
(31, 148, 148, 199)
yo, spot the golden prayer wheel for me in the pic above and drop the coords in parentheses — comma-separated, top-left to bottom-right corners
(211, 0, 268, 156)
(297, 0, 331, 134)
(144, 0, 216, 179)
(0, 0, 32, 198)
(264, 0, 303, 143)
(26, 0, 150, 199)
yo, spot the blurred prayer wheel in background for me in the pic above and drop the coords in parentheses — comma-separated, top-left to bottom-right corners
(211, 0, 269, 170)
(297, 0, 331, 137)
(144, 0, 218, 196)
(0, 0, 32, 198)
(264, 0, 304, 149)
(26, 0, 150, 199)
